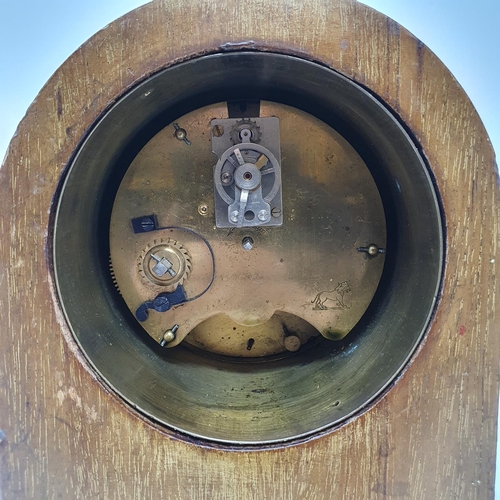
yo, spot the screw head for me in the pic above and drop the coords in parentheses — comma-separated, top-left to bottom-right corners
(198, 204, 208, 216)
(271, 207, 281, 218)
(221, 172, 232, 184)
(175, 128, 187, 140)
(230, 210, 239, 223)
(212, 124, 224, 137)
(152, 295, 170, 311)
(242, 237, 254, 251)
(140, 217, 155, 231)
(258, 209, 269, 222)
(367, 244, 379, 256)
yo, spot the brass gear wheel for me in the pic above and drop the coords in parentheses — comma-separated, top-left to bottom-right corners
(138, 238, 192, 293)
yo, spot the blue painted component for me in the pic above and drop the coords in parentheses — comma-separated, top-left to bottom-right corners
(135, 285, 187, 322)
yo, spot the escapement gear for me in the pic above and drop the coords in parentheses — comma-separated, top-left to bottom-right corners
(230, 119, 262, 145)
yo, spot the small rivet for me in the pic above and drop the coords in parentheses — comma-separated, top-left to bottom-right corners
(230, 210, 239, 223)
(198, 204, 208, 216)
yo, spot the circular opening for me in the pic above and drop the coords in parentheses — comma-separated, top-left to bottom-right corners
(244, 210, 255, 221)
(52, 52, 443, 446)
(243, 172, 252, 180)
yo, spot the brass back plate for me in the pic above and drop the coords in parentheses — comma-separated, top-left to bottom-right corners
(109, 102, 386, 356)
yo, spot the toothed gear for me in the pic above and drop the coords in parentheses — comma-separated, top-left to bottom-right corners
(230, 119, 261, 145)
(138, 238, 191, 293)
(109, 254, 122, 295)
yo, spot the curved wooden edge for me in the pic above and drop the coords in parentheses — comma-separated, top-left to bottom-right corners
(0, 0, 498, 498)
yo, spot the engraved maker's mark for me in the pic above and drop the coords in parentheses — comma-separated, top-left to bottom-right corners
(312, 281, 352, 310)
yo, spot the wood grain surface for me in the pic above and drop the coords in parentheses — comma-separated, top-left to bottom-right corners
(0, 0, 498, 498)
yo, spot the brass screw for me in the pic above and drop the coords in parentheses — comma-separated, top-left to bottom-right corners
(357, 243, 385, 256)
(212, 124, 224, 137)
(284, 335, 301, 352)
(160, 324, 179, 346)
(173, 123, 191, 145)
